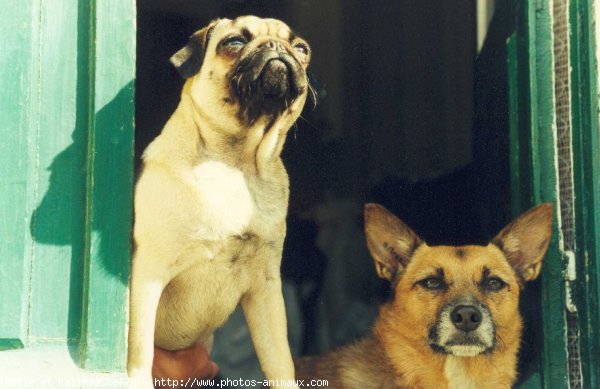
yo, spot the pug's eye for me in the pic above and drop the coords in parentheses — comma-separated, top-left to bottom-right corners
(223, 36, 247, 48)
(484, 277, 506, 292)
(419, 277, 446, 291)
(293, 43, 309, 56)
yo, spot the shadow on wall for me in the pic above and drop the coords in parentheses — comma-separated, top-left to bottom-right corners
(30, 81, 135, 279)
(29, 81, 134, 363)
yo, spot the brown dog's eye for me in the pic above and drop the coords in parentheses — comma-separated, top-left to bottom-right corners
(419, 277, 446, 291)
(484, 277, 506, 291)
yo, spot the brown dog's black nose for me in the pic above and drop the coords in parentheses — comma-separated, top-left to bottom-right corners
(451, 305, 482, 332)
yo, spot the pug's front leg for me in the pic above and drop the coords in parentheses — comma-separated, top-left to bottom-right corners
(128, 252, 169, 389)
(241, 274, 299, 389)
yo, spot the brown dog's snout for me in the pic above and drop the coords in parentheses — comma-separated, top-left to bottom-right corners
(262, 40, 287, 53)
(451, 305, 482, 332)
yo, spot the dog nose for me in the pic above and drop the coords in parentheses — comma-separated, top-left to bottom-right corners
(450, 305, 482, 332)
(263, 40, 286, 53)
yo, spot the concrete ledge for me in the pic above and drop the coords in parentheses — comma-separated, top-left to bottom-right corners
(0, 346, 128, 389)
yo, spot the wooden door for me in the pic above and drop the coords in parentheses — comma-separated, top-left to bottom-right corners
(0, 0, 135, 379)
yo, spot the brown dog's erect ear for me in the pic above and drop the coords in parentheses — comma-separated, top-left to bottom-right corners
(170, 22, 217, 79)
(364, 203, 423, 282)
(493, 203, 553, 281)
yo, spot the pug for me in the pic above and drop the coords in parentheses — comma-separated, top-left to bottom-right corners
(128, 16, 311, 389)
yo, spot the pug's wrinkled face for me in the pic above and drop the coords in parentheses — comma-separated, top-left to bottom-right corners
(171, 16, 311, 128)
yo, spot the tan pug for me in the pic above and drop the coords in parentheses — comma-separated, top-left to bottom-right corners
(128, 16, 311, 389)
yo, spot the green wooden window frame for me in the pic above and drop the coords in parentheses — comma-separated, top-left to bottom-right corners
(0, 0, 135, 375)
(568, 0, 600, 385)
(508, 0, 600, 387)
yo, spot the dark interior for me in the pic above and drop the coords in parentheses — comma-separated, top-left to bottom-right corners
(136, 0, 532, 385)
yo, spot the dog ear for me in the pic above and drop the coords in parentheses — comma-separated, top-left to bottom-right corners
(364, 203, 423, 282)
(170, 21, 218, 79)
(492, 203, 553, 281)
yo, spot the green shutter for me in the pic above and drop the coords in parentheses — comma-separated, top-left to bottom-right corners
(568, 0, 600, 386)
(508, 0, 569, 387)
(509, 0, 600, 387)
(0, 0, 134, 376)
(0, 0, 37, 351)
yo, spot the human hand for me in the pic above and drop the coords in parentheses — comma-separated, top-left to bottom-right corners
(153, 343, 218, 388)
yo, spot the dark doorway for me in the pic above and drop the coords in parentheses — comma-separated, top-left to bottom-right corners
(136, 0, 515, 384)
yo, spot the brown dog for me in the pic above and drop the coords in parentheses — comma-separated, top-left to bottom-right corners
(295, 203, 553, 388)
(128, 16, 311, 389)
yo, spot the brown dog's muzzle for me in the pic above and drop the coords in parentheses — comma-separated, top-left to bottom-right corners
(450, 305, 482, 332)
(231, 40, 307, 123)
(428, 298, 496, 356)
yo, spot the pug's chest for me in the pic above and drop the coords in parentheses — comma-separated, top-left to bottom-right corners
(189, 160, 288, 238)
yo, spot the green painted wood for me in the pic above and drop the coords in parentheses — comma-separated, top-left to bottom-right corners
(508, 31, 546, 388)
(568, 0, 600, 386)
(509, 0, 569, 387)
(532, 28, 569, 389)
(517, 372, 542, 389)
(529, 1, 570, 386)
(1, 0, 89, 347)
(507, 33, 522, 218)
(513, 0, 535, 212)
(28, 0, 86, 343)
(77, 0, 135, 371)
(0, 0, 135, 373)
(1, 0, 91, 347)
(0, 0, 37, 350)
